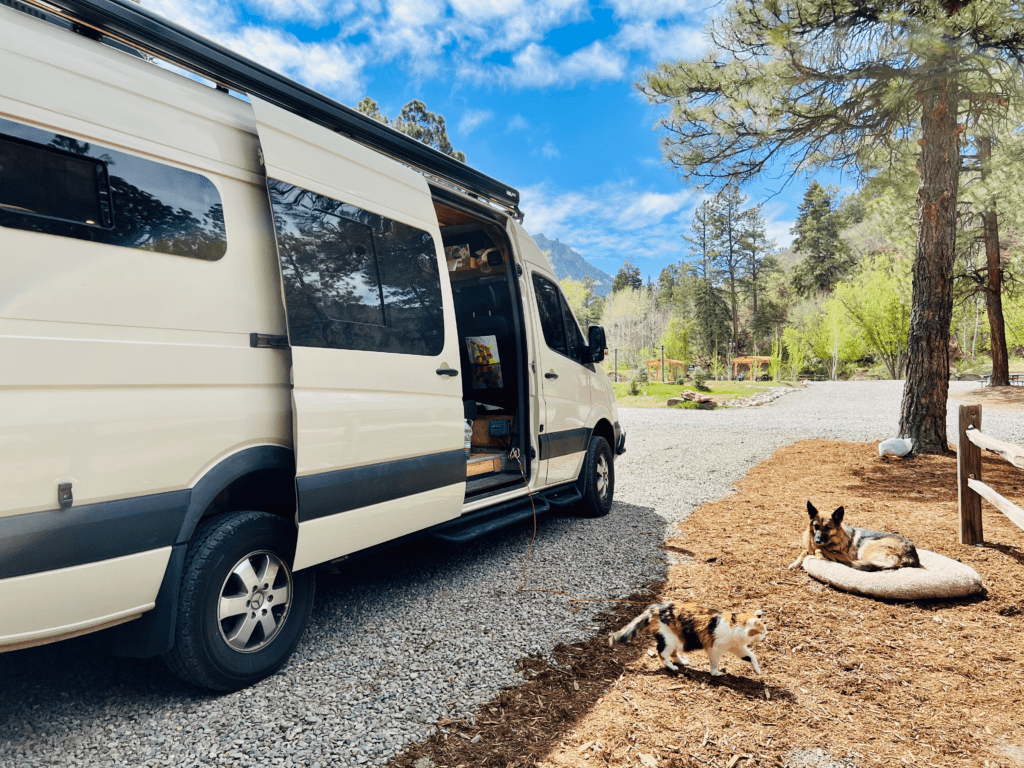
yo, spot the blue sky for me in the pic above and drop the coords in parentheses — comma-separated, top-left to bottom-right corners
(146, 0, 825, 282)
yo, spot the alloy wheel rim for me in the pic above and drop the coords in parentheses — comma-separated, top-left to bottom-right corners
(596, 453, 610, 501)
(217, 551, 292, 653)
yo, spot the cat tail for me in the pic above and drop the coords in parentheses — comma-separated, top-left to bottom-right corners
(608, 602, 669, 647)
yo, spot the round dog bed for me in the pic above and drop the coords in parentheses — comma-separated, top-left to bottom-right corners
(802, 548, 983, 600)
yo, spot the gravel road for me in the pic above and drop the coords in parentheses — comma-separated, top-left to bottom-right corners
(1, 381, 1019, 768)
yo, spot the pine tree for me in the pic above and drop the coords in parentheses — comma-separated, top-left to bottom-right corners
(356, 98, 466, 162)
(611, 260, 643, 292)
(790, 182, 854, 298)
(709, 186, 746, 351)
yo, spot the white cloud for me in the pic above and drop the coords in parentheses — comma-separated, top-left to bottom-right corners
(605, 0, 708, 21)
(225, 27, 367, 97)
(507, 115, 531, 131)
(243, 0, 364, 26)
(541, 142, 561, 158)
(448, 0, 589, 54)
(459, 109, 493, 134)
(613, 21, 707, 62)
(459, 41, 626, 88)
(520, 180, 695, 275)
(760, 201, 795, 249)
(147, 0, 368, 98)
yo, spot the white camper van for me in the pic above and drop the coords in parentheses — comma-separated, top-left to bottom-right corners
(0, 0, 625, 690)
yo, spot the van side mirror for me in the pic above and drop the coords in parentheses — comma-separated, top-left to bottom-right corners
(588, 326, 607, 363)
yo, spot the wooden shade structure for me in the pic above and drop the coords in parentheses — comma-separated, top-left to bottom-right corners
(732, 355, 771, 379)
(646, 358, 687, 383)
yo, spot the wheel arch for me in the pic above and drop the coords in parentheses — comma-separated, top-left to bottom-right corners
(177, 445, 297, 544)
(590, 417, 615, 453)
(112, 445, 296, 659)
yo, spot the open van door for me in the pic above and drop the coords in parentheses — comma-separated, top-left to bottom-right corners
(251, 98, 466, 570)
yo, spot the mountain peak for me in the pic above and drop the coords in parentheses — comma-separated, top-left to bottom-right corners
(530, 233, 614, 297)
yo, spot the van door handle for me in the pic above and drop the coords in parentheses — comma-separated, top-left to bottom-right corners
(436, 367, 459, 376)
(545, 372, 558, 379)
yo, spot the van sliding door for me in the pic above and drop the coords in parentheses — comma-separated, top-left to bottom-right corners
(251, 98, 466, 570)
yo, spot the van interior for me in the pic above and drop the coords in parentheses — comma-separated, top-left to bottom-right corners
(434, 195, 530, 499)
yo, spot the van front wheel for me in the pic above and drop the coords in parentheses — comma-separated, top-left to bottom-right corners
(576, 436, 614, 518)
(162, 511, 314, 691)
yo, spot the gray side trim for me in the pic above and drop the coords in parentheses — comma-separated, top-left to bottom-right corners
(178, 445, 295, 544)
(296, 449, 467, 522)
(0, 490, 190, 579)
(539, 427, 592, 461)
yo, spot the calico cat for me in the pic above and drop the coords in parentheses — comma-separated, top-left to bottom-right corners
(608, 601, 766, 676)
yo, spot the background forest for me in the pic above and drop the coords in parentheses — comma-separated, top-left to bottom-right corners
(559, 164, 1024, 382)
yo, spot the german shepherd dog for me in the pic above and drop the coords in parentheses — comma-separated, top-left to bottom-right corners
(788, 501, 920, 571)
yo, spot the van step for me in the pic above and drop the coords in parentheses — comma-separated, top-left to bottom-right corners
(544, 486, 582, 507)
(429, 495, 552, 543)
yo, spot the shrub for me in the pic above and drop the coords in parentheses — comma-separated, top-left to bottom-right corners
(628, 378, 641, 396)
(693, 368, 711, 393)
(675, 377, 686, 386)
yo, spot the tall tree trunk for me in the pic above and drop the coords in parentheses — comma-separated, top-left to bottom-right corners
(899, 69, 959, 454)
(977, 135, 1009, 387)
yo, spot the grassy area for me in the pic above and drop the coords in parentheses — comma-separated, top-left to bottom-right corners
(611, 379, 799, 408)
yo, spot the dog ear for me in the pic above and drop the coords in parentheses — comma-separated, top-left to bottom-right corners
(806, 500, 818, 519)
(832, 506, 845, 524)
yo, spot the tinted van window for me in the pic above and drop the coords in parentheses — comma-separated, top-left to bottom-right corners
(268, 179, 444, 356)
(0, 117, 226, 260)
(533, 274, 568, 356)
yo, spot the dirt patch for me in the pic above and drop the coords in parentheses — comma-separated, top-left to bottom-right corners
(950, 385, 1024, 411)
(388, 442, 1024, 768)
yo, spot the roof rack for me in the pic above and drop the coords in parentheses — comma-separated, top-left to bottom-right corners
(10, 0, 523, 219)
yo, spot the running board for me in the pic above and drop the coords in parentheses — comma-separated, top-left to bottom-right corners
(430, 495, 552, 544)
(544, 486, 583, 508)
(429, 484, 582, 543)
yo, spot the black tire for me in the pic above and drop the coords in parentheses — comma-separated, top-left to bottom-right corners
(162, 511, 314, 691)
(576, 436, 614, 518)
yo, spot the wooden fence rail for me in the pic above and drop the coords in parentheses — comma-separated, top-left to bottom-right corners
(957, 403, 1024, 544)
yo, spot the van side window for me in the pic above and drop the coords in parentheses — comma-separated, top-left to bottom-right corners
(532, 274, 568, 357)
(0, 117, 226, 260)
(268, 179, 444, 356)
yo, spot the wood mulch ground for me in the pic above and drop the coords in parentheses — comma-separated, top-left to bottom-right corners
(390, 426, 1024, 768)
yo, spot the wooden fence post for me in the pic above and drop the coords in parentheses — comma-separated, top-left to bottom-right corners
(958, 404, 984, 545)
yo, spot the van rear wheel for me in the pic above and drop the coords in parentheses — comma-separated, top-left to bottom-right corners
(162, 511, 314, 691)
(576, 436, 614, 518)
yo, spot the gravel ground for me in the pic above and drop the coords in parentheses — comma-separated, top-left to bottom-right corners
(1, 380, 1020, 768)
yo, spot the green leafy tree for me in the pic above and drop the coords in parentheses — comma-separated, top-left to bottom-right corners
(790, 181, 854, 298)
(659, 316, 694, 363)
(782, 327, 810, 380)
(832, 254, 913, 379)
(639, 0, 1024, 452)
(356, 98, 466, 162)
(559, 276, 604, 329)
